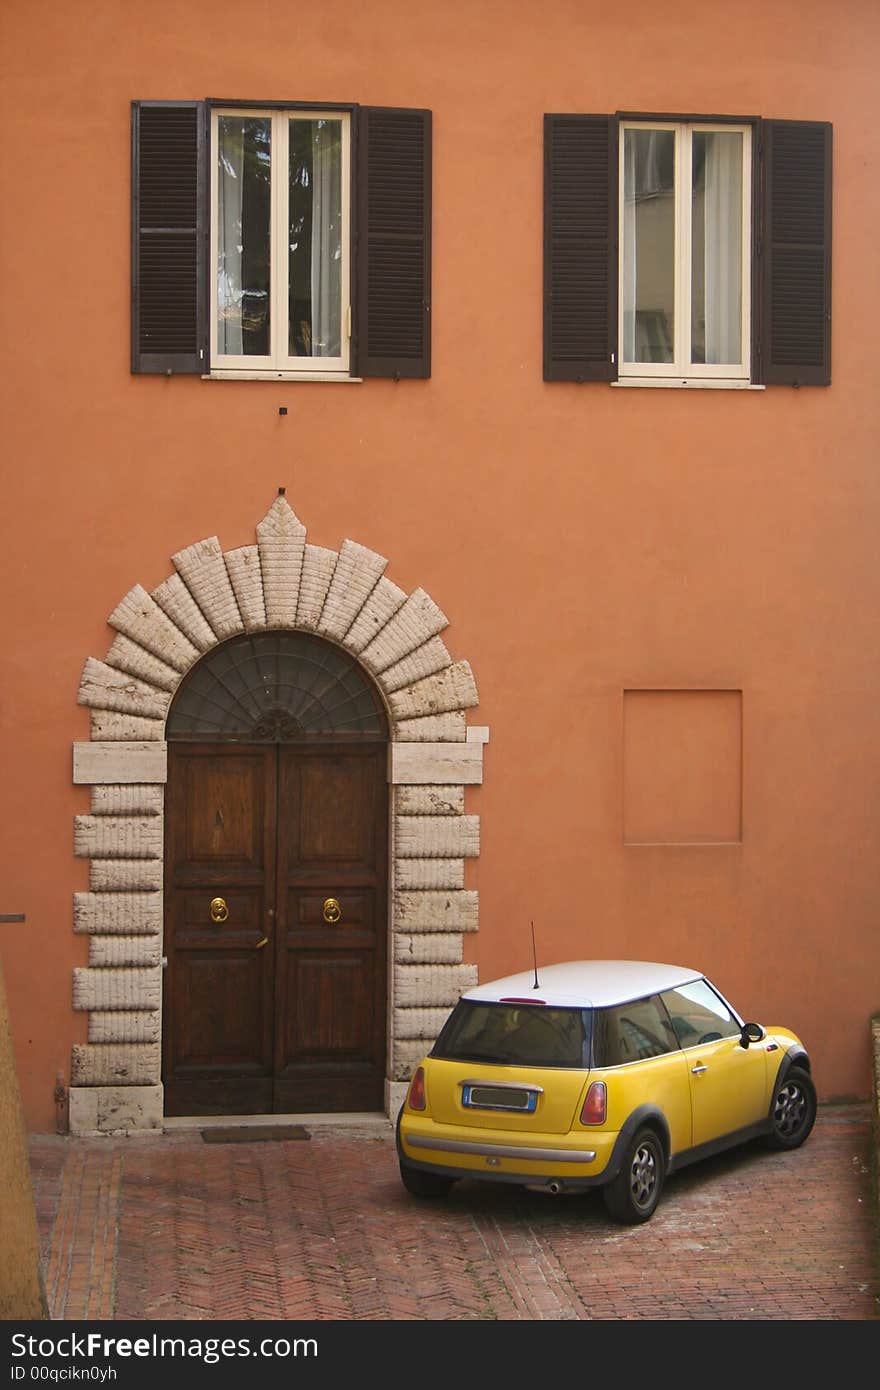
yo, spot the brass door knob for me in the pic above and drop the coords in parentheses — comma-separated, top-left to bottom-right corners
(322, 897, 342, 924)
(210, 897, 229, 923)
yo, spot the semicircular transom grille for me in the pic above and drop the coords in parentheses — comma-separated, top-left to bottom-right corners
(166, 631, 388, 742)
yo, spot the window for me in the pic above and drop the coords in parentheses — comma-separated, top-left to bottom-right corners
(132, 102, 431, 380)
(212, 110, 351, 375)
(620, 123, 750, 381)
(660, 979, 742, 1049)
(594, 995, 677, 1066)
(432, 1001, 591, 1068)
(544, 114, 831, 387)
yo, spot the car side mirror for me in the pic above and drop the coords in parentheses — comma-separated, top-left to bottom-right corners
(740, 1022, 765, 1049)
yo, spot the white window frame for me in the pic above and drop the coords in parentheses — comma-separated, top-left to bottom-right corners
(209, 107, 351, 378)
(618, 121, 752, 383)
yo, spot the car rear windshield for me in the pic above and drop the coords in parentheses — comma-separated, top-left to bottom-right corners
(431, 1001, 592, 1068)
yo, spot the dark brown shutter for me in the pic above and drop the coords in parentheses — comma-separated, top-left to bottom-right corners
(131, 101, 206, 374)
(355, 107, 431, 378)
(544, 115, 616, 381)
(759, 120, 832, 386)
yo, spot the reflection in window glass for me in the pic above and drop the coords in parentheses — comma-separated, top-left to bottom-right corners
(432, 1002, 591, 1068)
(596, 996, 678, 1066)
(692, 131, 743, 364)
(289, 119, 342, 358)
(622, 128, 675, 363)
(216, 117, 271, 356)
(661, 980, 741, 1048)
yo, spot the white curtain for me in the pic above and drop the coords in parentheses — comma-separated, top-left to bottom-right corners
(217, 122, 245, 355)
(622, 133, 637, 364)
(309, 121, 342, 358)
(702, 134, 742, 364)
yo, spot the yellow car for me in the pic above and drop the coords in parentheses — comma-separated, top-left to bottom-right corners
(396, 960, 816, 1224)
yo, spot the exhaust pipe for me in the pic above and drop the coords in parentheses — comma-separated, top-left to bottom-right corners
(525, 1181, 563, 1195)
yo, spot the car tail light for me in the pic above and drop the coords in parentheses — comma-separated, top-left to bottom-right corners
(407, 1066, 427, 1111)
(580, 1081, 607, 1125)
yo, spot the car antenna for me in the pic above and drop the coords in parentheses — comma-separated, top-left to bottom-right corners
(531, 920, 541, 989)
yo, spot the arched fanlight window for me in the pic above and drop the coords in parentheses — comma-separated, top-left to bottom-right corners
(166, 631, 388, 741)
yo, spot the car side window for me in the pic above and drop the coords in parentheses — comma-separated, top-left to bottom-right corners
(660, 979, 741, 1048)
(596, 994, 678, 1066)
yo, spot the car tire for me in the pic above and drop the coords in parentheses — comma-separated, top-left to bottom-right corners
(602, 1127, 665, 1225)
(399, 1161, 456, 1199)
(763, 1066, 817, 1150)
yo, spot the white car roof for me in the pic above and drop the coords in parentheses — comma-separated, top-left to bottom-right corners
(461, 960, 704, 1009)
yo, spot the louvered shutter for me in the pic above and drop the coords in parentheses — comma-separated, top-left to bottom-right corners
(544, 115, 616, 381)
(759, 120, 832, 386)
(131, 102, 206, 374)
(355, 107, 431, 378)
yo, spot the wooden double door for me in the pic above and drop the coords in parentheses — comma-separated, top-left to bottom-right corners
(163, 741, 388, 1116)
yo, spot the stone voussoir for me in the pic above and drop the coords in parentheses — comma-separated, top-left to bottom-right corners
(78, 658, 170, 721)
(317, 540, 388, 642)
(343, 577, 407, 653)
(90, 712, 165, 742)
(256, 496, 307, 627)
(224, 546, 267, 630)
(389, 661, 479, 722)
(296, 545, 338, 631)
(359, 588, 448, 675)
(105, 634, 181, 692)
(107, 584, 199, 672)
(152, 573, 215, 652)
(172, 537, 243, 641)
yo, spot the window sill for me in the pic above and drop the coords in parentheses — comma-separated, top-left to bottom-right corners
(203, 371, 363, 383)
(612, 378, 764, 391)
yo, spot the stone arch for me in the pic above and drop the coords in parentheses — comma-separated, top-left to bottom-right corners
(69, 496, 488, 1134)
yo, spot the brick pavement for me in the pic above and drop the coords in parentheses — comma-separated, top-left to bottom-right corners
(27, 1104, 878, 1321)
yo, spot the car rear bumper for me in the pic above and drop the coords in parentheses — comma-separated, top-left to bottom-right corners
(397, 1110, 618, 1190)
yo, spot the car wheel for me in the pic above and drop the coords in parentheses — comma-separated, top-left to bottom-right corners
(399, 1161, 456, 1198)
(602, 1127, 665, 1225)
(763, 1066, 817, 1150)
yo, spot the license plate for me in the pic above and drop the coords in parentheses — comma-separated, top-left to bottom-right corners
(462, 1084, 538, 1113)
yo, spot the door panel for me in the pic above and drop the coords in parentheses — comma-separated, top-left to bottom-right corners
(163, 740, 387, 1116)
(274, 746, 387, 1112)
(164, 745, 276, 1115)
(686, 1038, 767, 1146)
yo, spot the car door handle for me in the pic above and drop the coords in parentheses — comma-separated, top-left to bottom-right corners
(691, 1064, 708, 1075)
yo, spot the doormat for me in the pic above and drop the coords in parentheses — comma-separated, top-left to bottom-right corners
(200, 1126, 311, 1144)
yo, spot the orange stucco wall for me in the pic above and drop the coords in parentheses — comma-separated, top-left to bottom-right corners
(2, 0, 878, 1129)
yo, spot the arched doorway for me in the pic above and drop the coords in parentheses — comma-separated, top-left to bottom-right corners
(70, 496, 487, 1134)
(163, 631, 390, 1115)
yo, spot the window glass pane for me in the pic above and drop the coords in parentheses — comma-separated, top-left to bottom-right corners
(289, 118, 343, 358)
(595, 997, 678, 1066)
(660, 980, 741, 1048)
(216, 117, 271, 356)
(432, 1002, 591, 1068)
(623, 128, 675, 364)
(691, 131, 743, 364)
